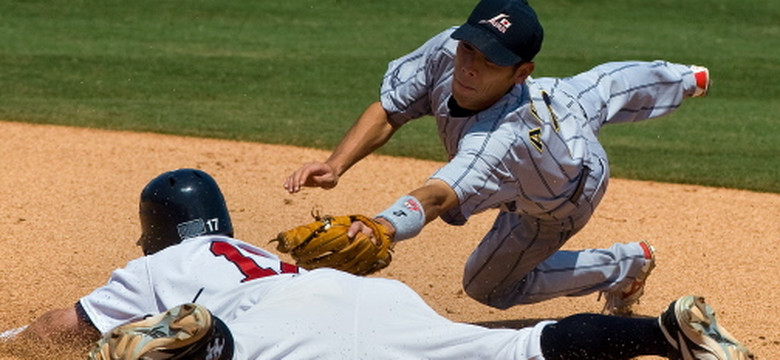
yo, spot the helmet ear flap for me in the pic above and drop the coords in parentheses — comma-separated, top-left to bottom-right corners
(138, 169, 233, 255)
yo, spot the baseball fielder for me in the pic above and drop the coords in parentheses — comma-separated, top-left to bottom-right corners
(284, 0, 711, 314)
(4, 169, 752, 360)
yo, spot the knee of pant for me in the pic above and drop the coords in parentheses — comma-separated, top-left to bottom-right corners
(462, 282, 516, 310)
(463, 275, 535, 310)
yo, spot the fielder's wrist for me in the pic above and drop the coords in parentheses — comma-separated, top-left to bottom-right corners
(376, 195, 425, 242)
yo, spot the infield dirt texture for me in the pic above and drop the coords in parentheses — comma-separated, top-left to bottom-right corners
(0, 121, 777, 359)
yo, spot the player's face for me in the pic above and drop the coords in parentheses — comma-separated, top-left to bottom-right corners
(452, 42, 530, 112)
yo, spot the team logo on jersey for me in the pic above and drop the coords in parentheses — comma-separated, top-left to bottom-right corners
(479, 13, 512, 33)
(541, 91, 561, 132)
(528, 127, 543, 153)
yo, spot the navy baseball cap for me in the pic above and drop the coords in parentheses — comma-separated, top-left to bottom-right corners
(451, 0, 544, 66)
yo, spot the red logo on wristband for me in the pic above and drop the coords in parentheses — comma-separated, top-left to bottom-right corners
(404, 199, 421, 212)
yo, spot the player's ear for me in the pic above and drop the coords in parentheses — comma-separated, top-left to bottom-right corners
(514, 62, 535, 83)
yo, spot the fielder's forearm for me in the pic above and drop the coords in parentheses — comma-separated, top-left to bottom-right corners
(22, 306, 98, 343)
(326, 102, 398, 176)
(410, 179, 459, 223)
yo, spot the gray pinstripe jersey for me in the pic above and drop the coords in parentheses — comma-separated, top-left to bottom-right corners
(380, 28, 692, 225)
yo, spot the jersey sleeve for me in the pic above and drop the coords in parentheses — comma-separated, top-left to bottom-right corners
(430, 114, 521, 225)
(380, 28, 458, 126)
(78, 257, 155, 334)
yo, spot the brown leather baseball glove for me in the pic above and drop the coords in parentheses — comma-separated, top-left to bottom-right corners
(272, 212, 394, 276)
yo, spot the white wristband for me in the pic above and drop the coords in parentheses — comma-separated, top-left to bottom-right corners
(376, 195, 426, 241)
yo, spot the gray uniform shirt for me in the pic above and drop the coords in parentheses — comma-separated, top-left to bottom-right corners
(380, 28, 591, 225)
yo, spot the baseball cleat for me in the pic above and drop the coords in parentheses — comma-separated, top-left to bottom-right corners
(88, 303, 233, 360)
(691, 65, 710, 97)
(659, 295, 754, 360)
(600, 240, 656, 316)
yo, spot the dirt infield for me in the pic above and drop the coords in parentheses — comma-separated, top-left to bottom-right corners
(0, 120, 777, 359)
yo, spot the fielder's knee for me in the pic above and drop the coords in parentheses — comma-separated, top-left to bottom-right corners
(463, 278, 529, 310)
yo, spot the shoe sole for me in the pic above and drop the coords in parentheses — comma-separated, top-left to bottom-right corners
(673, 295, 754, 360)
(88, 303, 212, 360)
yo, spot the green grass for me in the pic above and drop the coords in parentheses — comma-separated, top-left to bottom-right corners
(0, 0, 777, 192)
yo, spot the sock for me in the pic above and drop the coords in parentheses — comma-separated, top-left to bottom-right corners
(540, 313, 669, 360)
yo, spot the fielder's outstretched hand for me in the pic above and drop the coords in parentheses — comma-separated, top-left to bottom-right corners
(284, 161, 339, 193)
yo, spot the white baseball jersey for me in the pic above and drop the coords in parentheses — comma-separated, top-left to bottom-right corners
(379, 27, 698, 308)
(79, 235, 552, 359)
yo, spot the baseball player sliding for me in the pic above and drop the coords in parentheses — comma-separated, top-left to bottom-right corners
(283, 0, 712, 315)
(2, 169, 752, 360)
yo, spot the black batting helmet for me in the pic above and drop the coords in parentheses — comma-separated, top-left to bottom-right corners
(137, 168, 234, 255)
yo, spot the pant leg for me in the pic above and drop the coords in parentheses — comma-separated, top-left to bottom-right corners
(522, 242, 651, 299)
(462, 153, 650, 308)
(552, 60, 700, 136)
(356, 275, 552, 360)
(541, 314, 669, 360)
(461, 150, 607, 309)
(463, 211, 650, 309)
(462, 208, 584, 309)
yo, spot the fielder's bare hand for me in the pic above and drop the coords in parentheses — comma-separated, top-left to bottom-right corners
(348, 217, 396, 246)
(284, 161, 339, 193)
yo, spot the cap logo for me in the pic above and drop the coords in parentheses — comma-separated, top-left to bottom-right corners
(479, 13, 512, 33)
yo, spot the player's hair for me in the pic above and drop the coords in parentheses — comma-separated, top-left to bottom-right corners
(137, 168, 234, 255)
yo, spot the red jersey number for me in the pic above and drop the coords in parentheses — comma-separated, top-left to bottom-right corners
(210, 241, 298, 282)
